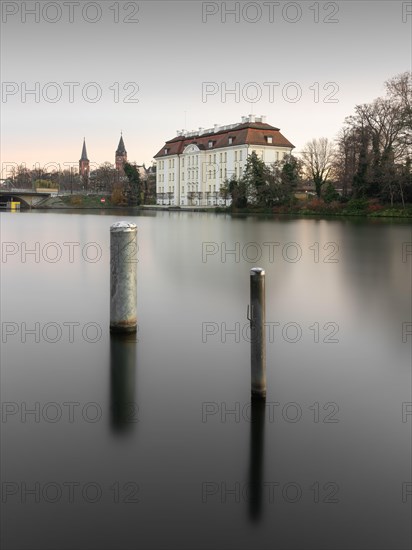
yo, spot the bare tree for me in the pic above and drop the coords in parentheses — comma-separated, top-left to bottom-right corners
(8, 164, 32, 189)
(385, 71, 411, 111)
(92, 162, 116, 193)
(301, 138, 335, 197)
(384, 71, 412, 162)
(342, 76, 411, 199)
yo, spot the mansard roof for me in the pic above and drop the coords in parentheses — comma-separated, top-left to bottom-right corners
(154, 121, 294, 158)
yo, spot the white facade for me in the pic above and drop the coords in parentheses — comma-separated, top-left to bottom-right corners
(155, 115, 294, 206)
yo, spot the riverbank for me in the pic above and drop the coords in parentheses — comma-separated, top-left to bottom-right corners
(31, 194, 412, 218)
(33, 195, 214, 212)
(217, 201, 412, 218)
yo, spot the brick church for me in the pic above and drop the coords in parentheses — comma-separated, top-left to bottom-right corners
(79, 134, 128, 184)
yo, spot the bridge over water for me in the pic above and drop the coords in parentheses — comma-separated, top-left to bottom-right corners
(0, 189, 52, 208)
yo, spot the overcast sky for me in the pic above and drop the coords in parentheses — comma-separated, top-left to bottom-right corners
(1, 0, 411, 173)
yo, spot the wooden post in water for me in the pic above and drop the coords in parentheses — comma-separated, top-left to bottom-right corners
(110, 222, 137, 333)
(249, 267, 266, 399)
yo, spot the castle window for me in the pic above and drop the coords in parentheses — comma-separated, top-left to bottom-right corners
(266, 136, 273, 144)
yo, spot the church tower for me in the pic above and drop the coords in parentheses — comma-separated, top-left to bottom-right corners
(79, 138, 90, 182)
(115, 133, 127, 173)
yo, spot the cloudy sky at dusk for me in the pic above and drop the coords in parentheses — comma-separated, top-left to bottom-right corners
(1, 0, 411, 174)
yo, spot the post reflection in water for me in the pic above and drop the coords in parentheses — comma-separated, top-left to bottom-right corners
(248, 397, 266, 522)
(110, 332, 138, 434)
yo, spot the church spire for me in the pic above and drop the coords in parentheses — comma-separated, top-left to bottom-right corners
(115, 133, 128, 175)
(79, 137, 90, 183)
(116, 134, 127, 155)
(80, 138, 89, 161)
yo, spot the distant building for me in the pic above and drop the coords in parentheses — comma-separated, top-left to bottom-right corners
(81, 135, 154, 194)
(79, 138, 90, 184)
(153, 114, 294, 206)
(115, 134, 128, 180)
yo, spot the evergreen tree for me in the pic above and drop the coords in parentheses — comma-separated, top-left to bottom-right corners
(123, 162, 142, 206)
(242, 151, 268, 205)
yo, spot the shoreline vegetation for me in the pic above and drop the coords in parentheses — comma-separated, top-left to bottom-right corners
(31, 194, 412, 218)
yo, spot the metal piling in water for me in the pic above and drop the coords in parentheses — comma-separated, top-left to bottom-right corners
(110, 221, 138, 333)
(248, 267, 266, 399)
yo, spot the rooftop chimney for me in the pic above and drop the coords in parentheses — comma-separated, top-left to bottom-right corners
(261, 115, 266, 123)
(198, 127, 204, 135)
(241, 116, 248, 123)
(249, 114, 255, 123)
(214, 123, 220, 132)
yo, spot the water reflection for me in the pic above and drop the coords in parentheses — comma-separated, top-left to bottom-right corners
(110, 332, 138, 434)
(248, 397, 266, 522)
(2, 212, 410, 550)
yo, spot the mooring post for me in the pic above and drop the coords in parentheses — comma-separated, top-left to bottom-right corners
(249, 267, 266, 399)
(110, 221, 137, 333)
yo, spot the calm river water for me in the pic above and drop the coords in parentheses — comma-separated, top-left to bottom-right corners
(0, 210, 411, 550)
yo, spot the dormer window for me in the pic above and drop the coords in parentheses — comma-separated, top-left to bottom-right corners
(266, 136, 273, 144)
(165, 148, 169, 154)
(208, 141, 213, 148)
(228, 137, 234, 145)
